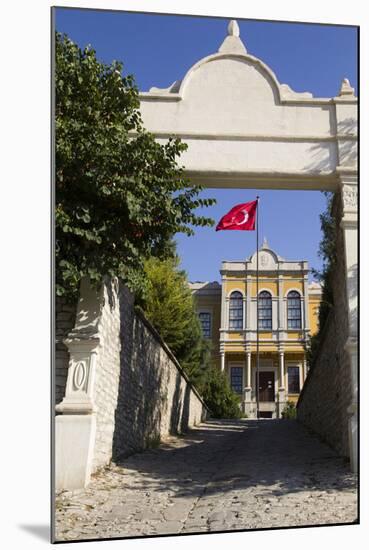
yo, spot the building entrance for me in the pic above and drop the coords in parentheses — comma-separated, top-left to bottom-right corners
(258, 371, 275, 402)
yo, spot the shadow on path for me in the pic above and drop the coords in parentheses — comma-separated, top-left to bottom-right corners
(115, 419, 356, 499)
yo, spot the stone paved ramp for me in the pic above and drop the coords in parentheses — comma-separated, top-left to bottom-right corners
(55, 419, 357, 541)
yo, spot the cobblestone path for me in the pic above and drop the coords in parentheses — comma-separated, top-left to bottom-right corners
(55, 419, 358, 541)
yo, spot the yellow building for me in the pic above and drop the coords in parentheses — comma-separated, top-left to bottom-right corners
(190, 238, 321, 419)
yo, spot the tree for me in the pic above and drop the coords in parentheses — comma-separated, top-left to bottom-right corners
(307, 191, 337, 368)
(141, 254, 243, 418)
(55, 33, 215, 299)
(140, 255, 209, 381)
(200, 367, 243, 419)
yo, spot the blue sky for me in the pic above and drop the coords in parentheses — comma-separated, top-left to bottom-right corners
(55, 8, 358, 282)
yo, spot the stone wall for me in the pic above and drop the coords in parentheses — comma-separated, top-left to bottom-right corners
(55, 297, 77, 406)
(56, 278, 208, 489)
(92, 280, 123, 471)
(297, 194, 352, 457)
(112, 294, 207, 460)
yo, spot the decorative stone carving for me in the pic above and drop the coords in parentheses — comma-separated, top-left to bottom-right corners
(260, 254, 269, 267)
(149, 79, 181, 94)
(218, 19, 247, 54)
(56, 338, 100, 415)
(338, 78, 355, 97)
(261, 236, 269, 249)
(342, 185, 357, 210)
(73, 361, 88, 391)
(279, 83, 313, 100)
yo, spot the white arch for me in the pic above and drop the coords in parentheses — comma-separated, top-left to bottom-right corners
(178, 52, 283, 103)
(284, 288, 303, 298)
(257, 288, 275, 298)
(227, 288, 245, 298)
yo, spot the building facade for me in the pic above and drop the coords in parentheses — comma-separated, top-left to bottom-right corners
(190, 239, 321, 419)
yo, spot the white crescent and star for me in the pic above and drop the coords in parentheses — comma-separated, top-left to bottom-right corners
(231, 209, 249, 225)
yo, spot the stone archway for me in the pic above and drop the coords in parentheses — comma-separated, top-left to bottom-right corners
(138, 20, 358, 471)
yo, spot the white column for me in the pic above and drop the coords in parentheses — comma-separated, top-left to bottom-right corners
(246, 277, 251, 329)
(220, 273, 226, 329)
(244, 350, 252, 416)
(277, 350, 286, 418)
(303, 275, 310, 331)
(345, 337, 358, 473)
(272, 298, 278, 332)
(221, 352, 225, 372)
(279, 351, 285, 389)
(225, 297, 230, 330)
(246, 351, 251, 388)
(340, 181, 358, 338)
(302, 357, 307, 382)
(339, 168, 357, 472)
(278, 277, 283, 336)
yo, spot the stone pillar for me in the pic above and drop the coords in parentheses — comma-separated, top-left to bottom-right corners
(55, 278, 103, 490)
(338, 168, 358, 472)
(243, 295, 247, 330)
(244, 350, 252, 416)
(345, 337, 358, 473)
(220, 272, 226, 330)
(302, 357, 308, 382)
(277, 277, 284, 341)
(225, 296, 230, 330)
(334, 79, 357, 471)
(246, 276, 251, 329)
(278, 350, 286, 417)
(279, 351, 285, 389)
(220, 342, 225, 372)
(302, 275, 309, 330)
(220, 352, 225, 371)
(339, 173, 358, 337)
(246, 351, 251, 388)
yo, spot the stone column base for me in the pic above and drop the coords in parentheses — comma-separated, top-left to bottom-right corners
(55, 414, 96, 491)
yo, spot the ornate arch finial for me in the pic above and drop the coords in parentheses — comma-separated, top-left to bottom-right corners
(262, 237, 269, 249)
(218, 19, 247, 54)
(339, 77, 355, 97)
(228, 20, 240, 37)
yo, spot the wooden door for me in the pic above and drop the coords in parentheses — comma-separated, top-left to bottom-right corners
(258, 371, 275, 402)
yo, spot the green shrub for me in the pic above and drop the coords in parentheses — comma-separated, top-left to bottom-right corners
(281, 400, 297, 419)
(201, 367, 243, 419)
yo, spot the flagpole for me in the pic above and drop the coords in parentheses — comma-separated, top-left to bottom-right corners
(256, 195, 260, 420)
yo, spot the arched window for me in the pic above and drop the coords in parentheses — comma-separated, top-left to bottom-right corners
(258, 291, 272, 329)
(287, 291, 301, 329)
(229, 291, 243, 329)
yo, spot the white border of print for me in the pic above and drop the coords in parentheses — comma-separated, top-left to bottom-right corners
(1, 1, 366, 549)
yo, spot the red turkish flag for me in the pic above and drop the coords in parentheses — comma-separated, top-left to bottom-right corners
(216, 200, 257, 231)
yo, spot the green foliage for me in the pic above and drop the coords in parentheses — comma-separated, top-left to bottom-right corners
(55, 32, 215, 299)
(281, 400, 297, 419)
(140, 254, 242, 418)
(308, 192, 336, 369)
(140, 255, 210, 382)
(313, 191, 336, 330)
(200, 367, 243, 419)
(306, 332, 320, 368)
